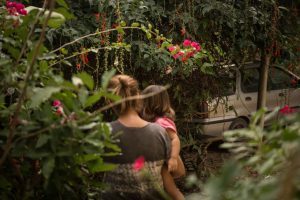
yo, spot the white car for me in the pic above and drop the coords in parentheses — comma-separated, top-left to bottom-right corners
(191, 62, 300, 137)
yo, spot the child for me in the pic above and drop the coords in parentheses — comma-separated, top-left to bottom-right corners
(141, 85, 185, 200)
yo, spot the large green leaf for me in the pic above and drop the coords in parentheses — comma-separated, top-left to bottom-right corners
(55, 7, 75, 20)
(29, 87, 61, 108)
(56, 0, 69, 9)
(76, 72, 94, 90)
(84, 92, 102, 108)
(36, 134, 51, 148)
(42, 157, 55, 179)
(101, 69, 116, 90)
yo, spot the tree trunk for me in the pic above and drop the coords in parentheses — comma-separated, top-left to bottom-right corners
(256, 2, 278, 128)
(257, 50, 271, 128)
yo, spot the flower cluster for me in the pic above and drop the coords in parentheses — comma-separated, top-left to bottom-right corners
(279, 105, 296, 115)
(5, 1, 27, 16)
(52, 100, 64, 116)
(168, 39, 201, 63)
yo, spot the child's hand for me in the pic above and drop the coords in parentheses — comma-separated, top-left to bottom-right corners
(168, 157, 178, 172)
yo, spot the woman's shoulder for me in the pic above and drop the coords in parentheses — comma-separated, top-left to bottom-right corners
(145, 122, 166, 132)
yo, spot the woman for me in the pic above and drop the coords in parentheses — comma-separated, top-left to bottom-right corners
(101, 75, 171, 200)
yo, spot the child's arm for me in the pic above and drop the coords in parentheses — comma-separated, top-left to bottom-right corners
(166, 129, 180, 172)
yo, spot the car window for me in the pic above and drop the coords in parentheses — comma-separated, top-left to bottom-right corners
(221, 69, 236, 96)
(269, 67, 295, 90)
(241, 68, 260, 93)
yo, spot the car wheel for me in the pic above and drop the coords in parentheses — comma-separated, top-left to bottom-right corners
(229, 118, 248, 130)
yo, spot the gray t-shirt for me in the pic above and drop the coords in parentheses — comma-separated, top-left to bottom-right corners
(102, 120, 171, 200)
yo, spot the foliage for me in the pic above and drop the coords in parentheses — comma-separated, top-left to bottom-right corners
(186, 109, 300, 200)
(39, 0, 300, 124)
(0, 1, 122, 198)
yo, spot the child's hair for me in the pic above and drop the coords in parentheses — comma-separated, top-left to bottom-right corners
(141, 85, 175, 122)
(107, 74, 141, 115)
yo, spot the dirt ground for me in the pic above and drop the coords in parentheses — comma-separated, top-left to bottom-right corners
(176, 138, 232, 194)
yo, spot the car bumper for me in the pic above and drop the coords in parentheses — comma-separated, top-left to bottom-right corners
(189, 116, 237, 137)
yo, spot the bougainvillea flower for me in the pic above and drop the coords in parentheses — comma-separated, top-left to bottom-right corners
(173, 54, 180, 59)
(187, 51, 195, 57)
(133, 156, 145, 171)
(183, 39, 192, 47)
(191, 42, 201, 51)
(55, 106, 64, 116)
(15, 3, 25, 10)
(52, 100, 62, 107)
(182, 55, 189, 63)
(279, 105, 296, 115)
(18, 9, 27, 15)
(168, 46, 176, 52)
(6, 1, 27, 16)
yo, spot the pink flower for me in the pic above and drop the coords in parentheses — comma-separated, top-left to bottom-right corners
(183, 39, 192, 47)
(173, 54, 180, 59)
(182, 56, 189, 63)
(6, 1, 14, 7)
(191, 42, 201, 51)
(187, 51, 195, 57)
(18, 9, 27, 15)
(15, 3, 25, 11)
(168, 46, 176, 52)
(133, 156, 145, 171)
(172, 51, 184, 59)
(279, 105, 296, 115)
(5, 1, 27, 16)
(55, 106, 64, 116)
(52, 100, 62, 107)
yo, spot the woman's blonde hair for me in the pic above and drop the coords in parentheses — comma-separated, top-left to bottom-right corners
(141, 85, 175, 122)
(107, 74, 141, 115)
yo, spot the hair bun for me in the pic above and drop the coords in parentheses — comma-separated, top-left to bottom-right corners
(119, 77, 128, 88)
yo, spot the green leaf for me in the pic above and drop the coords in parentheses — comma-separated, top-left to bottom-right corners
(89, 159, 117, 172)
(47, 18, 65, 28)
(42, 157, 55, 179)
(77, 72, 94, 90)
(55, 7, 74, 20)
(29, 87, 61, 108)
(84, 92, 102, 108)
(36, 134, 50, 148)
(39, 60, 49, 71)
(116, 26, 125, 35)
(146, 32, 152, 39)
(56, 0, 69, 9)
(101, 69, 116, 90)
(102, 91, 121, 102)
(161, 41, 170, 49)
(76, 154, 100, 164)
(120, 20, 126, 27)
(131, 22, 140, 27)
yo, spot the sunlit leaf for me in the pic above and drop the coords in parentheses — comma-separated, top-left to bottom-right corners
(76, 72, 94, 90)
(29, 87, 61, 108)
(101, 69, 116, 90)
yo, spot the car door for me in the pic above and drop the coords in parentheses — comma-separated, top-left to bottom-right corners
(239, 67, 274, 119)
(269, 67, 300, 111)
